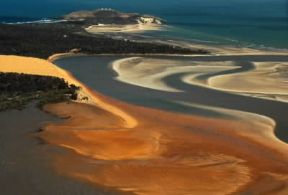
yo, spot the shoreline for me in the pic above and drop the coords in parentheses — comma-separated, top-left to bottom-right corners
(65, 54, 288, 143)
(2, 51, 287, 144)
(44, 58, 287, 194)
(0, 23, 199, 59)
(1, 49, 288, 194)
(52, 52, 288, 103)
(0, 7, 287, 193)
(0, 55, 137, 128)
(85, 23, 163, 34)
(105, 29, 288, 56)
(113, 55, 288, 104)
(42, 54, 288, 193)
(0, 103, 121, 195)
(48, 50, 288, 63)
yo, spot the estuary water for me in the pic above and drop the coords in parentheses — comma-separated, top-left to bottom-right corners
(55, 55, 288, 143)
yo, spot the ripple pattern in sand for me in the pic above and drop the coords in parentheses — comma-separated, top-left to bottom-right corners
(112, 56, 288, 102)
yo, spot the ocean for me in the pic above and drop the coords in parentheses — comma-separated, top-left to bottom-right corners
(0, 0, 287, 49)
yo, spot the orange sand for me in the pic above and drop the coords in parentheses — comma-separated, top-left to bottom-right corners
(0, 55, 79, 85)
(41, 94, 288, 195)
(1, 55, 288, 194)
(0, 55, 136, 128)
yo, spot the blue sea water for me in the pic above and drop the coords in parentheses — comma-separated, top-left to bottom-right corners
(0, 0, 287, 49)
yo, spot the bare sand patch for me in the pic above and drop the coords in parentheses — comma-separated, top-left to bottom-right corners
(208, 62, 288, 100)
(112, 56, 288, 103)
(0, 55, 137, 128)
(85, 23, 162, 34)
(112, 57, 237, 92)
(40, 96, 288, 195)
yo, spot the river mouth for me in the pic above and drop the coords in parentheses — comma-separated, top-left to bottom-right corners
(34, 52, 288, 195)
(55, 54, 288, 143)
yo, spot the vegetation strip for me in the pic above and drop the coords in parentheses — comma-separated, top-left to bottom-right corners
(0, 72, 79, 111)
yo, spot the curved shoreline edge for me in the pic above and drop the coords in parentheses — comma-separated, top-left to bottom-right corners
(49, 53, 288, 147)
(111, 55, 288, 103)
(1, 54, 288, 194)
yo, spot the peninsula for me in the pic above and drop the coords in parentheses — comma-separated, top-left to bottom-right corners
(63, 9, 163, 25)
(1, 8, 288, 195)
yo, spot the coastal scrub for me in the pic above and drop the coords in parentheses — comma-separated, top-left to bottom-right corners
(0, 72, 79, 111)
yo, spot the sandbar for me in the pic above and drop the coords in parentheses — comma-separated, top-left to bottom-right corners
(2, 54, 288, 194)
(85, 23, 162, 34)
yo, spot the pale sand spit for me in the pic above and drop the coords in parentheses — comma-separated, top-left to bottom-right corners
(85, 23, 162, 34)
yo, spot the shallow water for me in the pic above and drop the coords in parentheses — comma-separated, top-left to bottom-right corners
(55, 55, 288, 143)
(0, 103, 122, 195)
(1, 0, 287, 48)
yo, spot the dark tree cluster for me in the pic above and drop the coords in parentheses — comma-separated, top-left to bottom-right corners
(0, 23, 208, 59)
(0, 72, 72, 93)
(0, 72, 79, 111)
(63, 9, 141, 25)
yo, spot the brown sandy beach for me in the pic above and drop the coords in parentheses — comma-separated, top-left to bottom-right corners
(1, 55, 288, 194)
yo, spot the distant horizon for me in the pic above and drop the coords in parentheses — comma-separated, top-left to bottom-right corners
(1, 0, 287, 49)
(0, 1, 288, 194)
(1, 0, 287, 17)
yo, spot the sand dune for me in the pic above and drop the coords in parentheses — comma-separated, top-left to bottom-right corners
(0, 55, 70, 79)
(0, 55, 137, 129)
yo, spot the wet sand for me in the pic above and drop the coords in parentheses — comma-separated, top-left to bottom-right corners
(0, 55, 125, 194)
(208, 61, 288, 100)
(1, 53, 288, 194)
(112, 57, 237, 92)
(40, 93, 288, 195)
(112, 56, 288, 102)
(40, 53, 288, 194)
(0, 103, 121, 195)
(55, 55, 288, 142)
(109, 31, 288, 56)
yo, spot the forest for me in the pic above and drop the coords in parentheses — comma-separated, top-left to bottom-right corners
(0, 72, 79, 111)
(0, 23, 208, 59)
